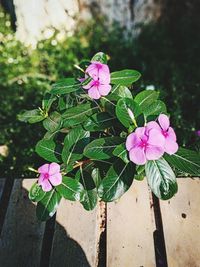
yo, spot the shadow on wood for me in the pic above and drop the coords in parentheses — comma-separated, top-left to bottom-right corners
(0, 179, 91, 267)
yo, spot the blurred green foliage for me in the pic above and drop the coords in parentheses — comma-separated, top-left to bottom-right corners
(0, 4, 199, 177)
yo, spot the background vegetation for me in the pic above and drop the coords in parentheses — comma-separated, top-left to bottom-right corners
(0, 1, 199, 177)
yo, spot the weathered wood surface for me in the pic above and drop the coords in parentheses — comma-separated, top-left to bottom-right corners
(50, 199, 101, 267)
(107, 179, 156, 267)
(0, 178, 200, 267)
(0, 179, 45, 267)
(160, 178, 200, 267)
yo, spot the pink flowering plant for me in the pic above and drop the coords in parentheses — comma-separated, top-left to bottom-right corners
(19, 52, 200, 221)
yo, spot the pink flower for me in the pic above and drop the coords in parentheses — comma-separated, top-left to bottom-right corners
(126, 126, 165, 165)
(86, 61, 110, 84)
(196, 130, 200, 137)
(38, 163, 62, 192)
(83, 78, 111, 99)
(147, 114, 178, 155)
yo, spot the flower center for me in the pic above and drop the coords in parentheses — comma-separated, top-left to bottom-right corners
(43, 173, 49, 180)
(93, 80, 100, 87)
(96, 63, 102, 70)
(162, 130, 169, 138)
(139, 139, 148, 149)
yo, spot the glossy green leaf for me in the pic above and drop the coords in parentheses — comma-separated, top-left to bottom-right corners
(98, 159, 135, 202)
(56, 176, 85, 201)
(42, 93, 57, 112)
(145, 157, 178, 200)
(36, 188, 61, 221)
(83, 112, 116, 132)
(62, 103, 98, 127)
(113, 143, 129, 163)
(62, 126, 90, 166)
(134, 90, 159, 112)
(50, 78, 80, 95)
(36, 139, 62, 162)
(91, 52, 107, 64)
(43, 111, 62, 133)
(116, 98, 140, 128)
(81, 189, 98, 211)
(144, 100, 167, 117)
(164, 147, 200, 176)
(108, 85, 133, 100)
(111, 69, 141, 86)
(18, 109, 45, 124)
(76, 168, 98, 210)
(29, 182, 46, 202)
(84, 137, 124, 160)
(135, 165, 145, 181)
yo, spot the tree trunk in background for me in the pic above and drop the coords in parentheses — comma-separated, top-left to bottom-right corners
(11, 0, 161, 46)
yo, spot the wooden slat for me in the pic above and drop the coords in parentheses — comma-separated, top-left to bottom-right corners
(107, 180, 156, 267)
(0, 179, 6, 199)
(50, 199, 101, 267)
(0, 179, 45, 267)
(160, 178, 200, 267)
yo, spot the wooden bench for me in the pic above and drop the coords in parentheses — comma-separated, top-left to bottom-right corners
(0, 178, 200, 267)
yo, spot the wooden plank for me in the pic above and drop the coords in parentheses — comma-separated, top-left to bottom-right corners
(160, 178, 200, 267)
(107, 180, 156, 267)
(0, 179, 45, 267)
(50, 199, 101, 267)
(0, 179, 6, 199)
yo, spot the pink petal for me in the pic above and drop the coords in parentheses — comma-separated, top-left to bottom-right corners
(86, 63, 98, 80)
(49, 162, 60, 175)
(98, 84, 111, 96)
(126, 132, 140, 151)
(168, 127, 177, 141)
(82, 79, 94, 90)
(41, 179, 52, 192)
(49, 173, 62, 186)
(88, 86, 101, 99)
(158, 114, 170, 130)
(135, 127, 146, 139)
(99, 69, 110, 84)
(146, 121, 161, 134)
(129, 146, 147, 165)
(148, 129, 165, 147)
(38, 174, 45, 185)
(38, 164, 49, 174)
(145, 145, 164, 160)
(164, 139, 178, 155)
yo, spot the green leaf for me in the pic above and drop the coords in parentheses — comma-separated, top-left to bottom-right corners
(43, 111, 62, 133)
(50, 78, 80, 95)
(62, 103, 98, 127)
(56, 176, 85, 201)
(116, 98, 140, 128)
(84, 137, 124, 160)
(111, 69, 141, 86)
(29, 182, 46, 202)
(76, 168, 98, 210)
(145, 157, 178, 200)
(18, 109, 45, 123)
(164, 147, 200, 176)
(134, 90, 159, 112)
(62, 126, 90, 166)
(36, 139, 62, 163)
(42, 93, 57, 112)
(91, 168, 102, 188)
(144, 100, 167, 117)
(98, 159, 135, 202)
(108, 85, 133, 101)
(135, 165, 145, 181)
(36, 188, 61, 221)
(91, 52, 107, 64)
(81, 189, 98, 211)
(113, 143, 129, 163)
(83, 112, 116, 132)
